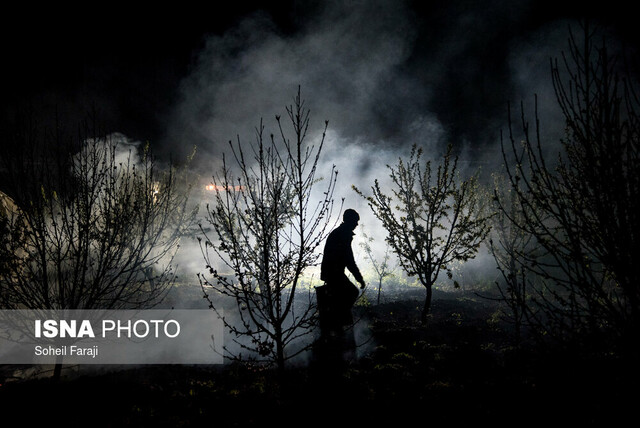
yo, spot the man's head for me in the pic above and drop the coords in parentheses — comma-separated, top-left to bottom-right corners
(343, 208, 360, 229)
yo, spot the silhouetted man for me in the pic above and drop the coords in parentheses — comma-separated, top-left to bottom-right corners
(319, 208, 366, 329)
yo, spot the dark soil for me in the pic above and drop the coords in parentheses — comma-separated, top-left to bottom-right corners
(1, 290, 637, 427)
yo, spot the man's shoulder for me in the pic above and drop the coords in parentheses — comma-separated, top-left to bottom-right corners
(330, 223, 353, 242)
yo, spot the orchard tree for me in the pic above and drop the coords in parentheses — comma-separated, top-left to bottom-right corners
(488, 171, 539, 347)
(497, 22, 640, 351)
(0, 111, 196, 378)
(355, 144, 491, 324)
(198, 88, 339, 374)
(358, 227, 394, 305)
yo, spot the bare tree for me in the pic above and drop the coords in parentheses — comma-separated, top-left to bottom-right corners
(358, 227, 394, 305)
(0, 111, 195, 378)
(488, 171, 539, 347)
(497, 22, 640, 351)
(197, 88, 339, 374)
(354, 144, 491, 324)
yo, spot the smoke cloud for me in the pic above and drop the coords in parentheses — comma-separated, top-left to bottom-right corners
(160, 0, 591, 187)
(158, 0, 634, 306)
(164, 0, 430, 167)
(163, 0, 500, 272)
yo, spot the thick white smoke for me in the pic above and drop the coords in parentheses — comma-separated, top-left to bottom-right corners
(163, 0, 442, 288)
(161, 0, 610, 305)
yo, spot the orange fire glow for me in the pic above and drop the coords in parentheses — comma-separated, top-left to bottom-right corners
(205, 184, 245, 192)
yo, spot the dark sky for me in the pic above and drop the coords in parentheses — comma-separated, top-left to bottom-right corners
(1, 0, 638, 165)
(0, 2, 276, 140)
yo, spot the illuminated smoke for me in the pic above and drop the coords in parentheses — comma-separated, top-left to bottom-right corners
(155, 1, 631, 364)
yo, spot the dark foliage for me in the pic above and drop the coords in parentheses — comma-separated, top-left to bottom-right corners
(1, 291, 635, 427)
(494, 22, 640, 354)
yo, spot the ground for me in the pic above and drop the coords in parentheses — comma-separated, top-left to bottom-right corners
(0, 289, 636, 426)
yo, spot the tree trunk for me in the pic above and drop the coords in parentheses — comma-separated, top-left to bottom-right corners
(53, 354, 63, 381)
(276, 336, 285, 379)
(421, 285, 433, 325)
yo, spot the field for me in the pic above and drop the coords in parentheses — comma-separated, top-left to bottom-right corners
(0, 288, 636, 427)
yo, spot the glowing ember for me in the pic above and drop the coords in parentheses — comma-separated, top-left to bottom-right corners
(205, 184, 244, 192)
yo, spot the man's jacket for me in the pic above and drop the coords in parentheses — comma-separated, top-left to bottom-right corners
(320, 222, 364, 284)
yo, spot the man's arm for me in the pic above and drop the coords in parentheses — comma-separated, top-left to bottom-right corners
(345, 240, 366, 289)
